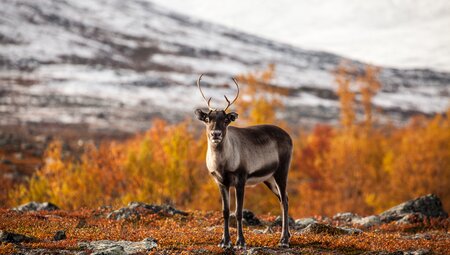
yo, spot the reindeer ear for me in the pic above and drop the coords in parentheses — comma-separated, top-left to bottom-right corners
(195, 109, 207, 122)
(227, 112, 238, 122)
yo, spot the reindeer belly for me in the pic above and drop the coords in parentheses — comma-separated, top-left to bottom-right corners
(246, 161, 278, 186)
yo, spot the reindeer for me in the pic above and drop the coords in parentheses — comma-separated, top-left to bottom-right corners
(194, 74, 293, 249)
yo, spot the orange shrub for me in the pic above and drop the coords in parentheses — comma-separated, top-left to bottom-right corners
(381, 113, 450, 210)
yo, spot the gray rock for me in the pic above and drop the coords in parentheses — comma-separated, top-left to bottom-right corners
(380, 194, 448, 223)
(242, 209, 262, 226)
(298, 222, 361, 235)
(353, 215, 381, 228)
(107, 202, 187, 220)
(14, 201, 59, 212)
(245, 247, 298, 255)
(338, 226, 363, 234)
(396, 213, 425, 225)
(320, 216, 333, 224)
(402, 249, 431, 255)
(107, 208, 136, 221)
(229, 209, 262, 227)
(403, 233, 432, 240)
(91, 246, 125, 255)
(53, 230, 66, 241)
(79, 238, 157, 255)
(271, 215, 295, 227)
(252, 229, 264, 234)
(294, 217, 317, 230)
(333, 212, 361, 222)
(0, 230, 35, 243)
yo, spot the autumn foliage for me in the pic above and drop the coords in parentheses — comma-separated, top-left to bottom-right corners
(4, 64, 450, 218)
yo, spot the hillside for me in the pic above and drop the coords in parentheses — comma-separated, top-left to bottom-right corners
(153, 0, 450, 72)
(1, 0, 450, 133)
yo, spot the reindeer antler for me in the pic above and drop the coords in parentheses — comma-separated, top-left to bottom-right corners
(197, 74, 214, 110)
(197, 74, 240, 112)
(223, 77, 240, 112)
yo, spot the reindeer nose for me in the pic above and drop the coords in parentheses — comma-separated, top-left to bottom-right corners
(211, 130, 222, 139)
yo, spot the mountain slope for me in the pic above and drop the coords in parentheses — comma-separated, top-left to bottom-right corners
(1, 0, 449, 132)
(153, 0, 450, 72)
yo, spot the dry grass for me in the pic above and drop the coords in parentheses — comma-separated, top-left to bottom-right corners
(0, 208, 448, 254)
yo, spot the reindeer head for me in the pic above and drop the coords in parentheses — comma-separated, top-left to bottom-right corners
(195, 74, 239, 144)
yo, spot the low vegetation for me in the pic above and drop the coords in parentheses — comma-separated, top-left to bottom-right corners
(0, 208, 449, 254)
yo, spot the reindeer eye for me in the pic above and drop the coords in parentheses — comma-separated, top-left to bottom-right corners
(224, 118, 230, 124)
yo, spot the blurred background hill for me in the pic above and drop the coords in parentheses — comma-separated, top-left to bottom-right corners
(154, 0, 450, 72)
(1, 0, 449, 133)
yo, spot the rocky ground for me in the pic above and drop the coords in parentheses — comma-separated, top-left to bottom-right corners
(0, 195, 449, 254)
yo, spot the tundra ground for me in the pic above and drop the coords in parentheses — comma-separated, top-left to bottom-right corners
(0, 208, 448, 255)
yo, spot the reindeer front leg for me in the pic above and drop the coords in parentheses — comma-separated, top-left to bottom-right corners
(218, 184, 232, 248)
(235, 180, 246, 249)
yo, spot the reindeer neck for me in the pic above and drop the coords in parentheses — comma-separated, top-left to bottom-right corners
(206, 132, 234, 166)
(207, 136, 231, 174)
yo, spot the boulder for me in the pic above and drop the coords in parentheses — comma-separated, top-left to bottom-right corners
(79, 238, 157, 255)
(338, 226, 363, 235)
(91, 246, 125, 255)
(380, 194, 448, 223)
(294, 217, 317, 230)
(242, 209, 262, 226)
(229, 209, 262, 227)
(13, 202, 59, 212)
(271, 215, 295, 227)
(396, 213, 425, 225)
(0, 230, 35, 243)
(352, 215, 381, 228)
(298, 223, 362, 235)
(107, 202, 187, 220)
(332, 212, 361, 223)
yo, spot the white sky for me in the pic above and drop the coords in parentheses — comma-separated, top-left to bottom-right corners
(152, 0, 450, 72)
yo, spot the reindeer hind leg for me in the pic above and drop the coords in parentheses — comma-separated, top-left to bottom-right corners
(263, 177, 281, 201)
(273, 158, 291, 248)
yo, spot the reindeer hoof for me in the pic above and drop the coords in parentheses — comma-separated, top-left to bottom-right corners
(278, 235, 290, 248)
(235, 239, 246, 249)
(278, 242, 289, 248)
(218, 239, 232, 249)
